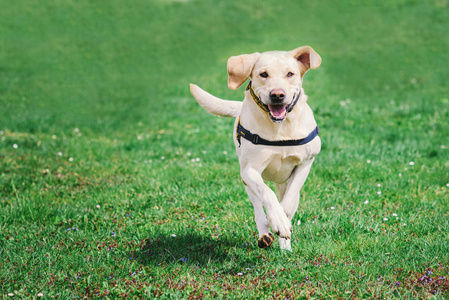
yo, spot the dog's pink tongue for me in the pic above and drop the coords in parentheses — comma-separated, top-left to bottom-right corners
(268, 105, 287, 118)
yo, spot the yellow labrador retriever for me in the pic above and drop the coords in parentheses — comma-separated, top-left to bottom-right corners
(190, 46, 321, 251)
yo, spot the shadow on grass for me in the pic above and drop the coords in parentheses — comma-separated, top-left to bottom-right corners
(137, 232, 260, 271)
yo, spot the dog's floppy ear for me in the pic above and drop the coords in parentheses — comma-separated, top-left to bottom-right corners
(290, 46, 321, 76)
(227, 53, 260, 90)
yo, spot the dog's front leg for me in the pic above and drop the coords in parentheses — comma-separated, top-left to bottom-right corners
(244, 187, 275, 248)
(241, 167, 292, 241)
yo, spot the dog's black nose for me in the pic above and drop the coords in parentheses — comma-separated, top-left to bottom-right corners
(269, 89, 286, 102)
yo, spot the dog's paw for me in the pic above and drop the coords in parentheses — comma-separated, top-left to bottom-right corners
(279, 237, 292, 251)
(266, 208, 292, 239)
(257, 232, 275, 248)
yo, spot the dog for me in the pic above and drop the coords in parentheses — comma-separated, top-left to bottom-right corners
(189, 46, 321, 251)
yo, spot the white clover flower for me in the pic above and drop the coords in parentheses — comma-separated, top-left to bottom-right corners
(297, 220, 301, 225)
(409, 161, 415, 166)
(366, 159, 371, 164)
(330, 206, 335, 210)
(69, 157, 74, 162)
(383, 218, 388, 221)
(74, 128, 80, 133)
(392, 213, 398, 217)
(37, 292, 44, 297)
(13, 144, 18, 149)
(57, 152, 63, 156)
(364, 200, 369, 204)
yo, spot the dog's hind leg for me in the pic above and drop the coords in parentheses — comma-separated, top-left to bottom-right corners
(277, 159, 315, 251)
(280, 159, 314, 220)
(275, 183, 288, 205)
(244, 187, 275, 248)
(275, 183, 292, 251)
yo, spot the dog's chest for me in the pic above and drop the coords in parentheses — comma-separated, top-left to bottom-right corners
(262, 155, 299, 183)
(260, 138, 320, 184)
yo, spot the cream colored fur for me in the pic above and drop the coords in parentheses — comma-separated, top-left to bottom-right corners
(190, 46, 321, 251)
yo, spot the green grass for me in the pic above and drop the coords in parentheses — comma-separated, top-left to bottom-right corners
(1, 0, 449, 298)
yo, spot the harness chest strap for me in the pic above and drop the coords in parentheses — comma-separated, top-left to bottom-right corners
(236, 117, 320, 147)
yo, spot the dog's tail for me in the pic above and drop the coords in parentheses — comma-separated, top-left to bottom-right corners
(190, 84, 242, 118)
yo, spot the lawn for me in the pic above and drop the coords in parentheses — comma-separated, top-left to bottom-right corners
(1, 0, 449, 298)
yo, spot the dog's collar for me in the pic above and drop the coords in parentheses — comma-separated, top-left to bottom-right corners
(246, 81, 269, 112)
(236, 117, 319, 146)
(246, 81, 301, 114)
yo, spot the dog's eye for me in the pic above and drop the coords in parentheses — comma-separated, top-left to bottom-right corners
(287, 72, 295, 77)
(259, 72, 269, 78)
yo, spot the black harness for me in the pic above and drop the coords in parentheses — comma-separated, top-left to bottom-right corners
(236, 118, 319, 146)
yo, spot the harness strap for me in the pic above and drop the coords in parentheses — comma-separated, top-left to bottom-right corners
(236, 117, 319, 147)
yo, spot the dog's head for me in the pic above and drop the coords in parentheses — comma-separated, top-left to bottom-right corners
(227, 46, 321, 122)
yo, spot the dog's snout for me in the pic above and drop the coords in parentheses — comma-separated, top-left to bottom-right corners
(269, 89, 286, 102)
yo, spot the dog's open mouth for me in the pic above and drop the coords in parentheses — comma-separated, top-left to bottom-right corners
(268, 105, 287, 122)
